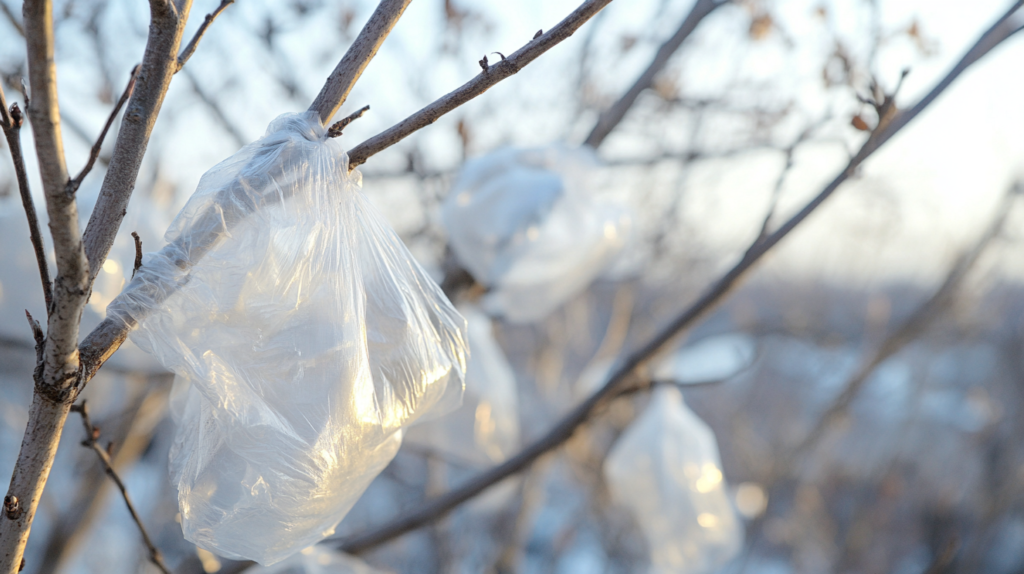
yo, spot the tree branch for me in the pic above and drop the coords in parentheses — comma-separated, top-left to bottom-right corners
(1, 2, 194, 572)
(81, 0, 194, 285)
(0, 84, 52, 311)
(22, 0, 88, 397)
(332, 2, 1024, 553)
(182, 66, 247, 147)
(346, 0, 615, 169)
(308, 0, 413, 124)
(0, 1, 94, 569)
(0, 0, 23, 37)
(176, 0, 234, 72)
(791, 181, 1019, 462)
(70, 401, 171, 574)
(583, 0, 726, 149)
(66, 65, 139, 196)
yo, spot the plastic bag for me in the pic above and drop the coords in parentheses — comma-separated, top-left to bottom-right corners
(441, 146, 631, 323)
(107, 111, 468, 565)
(653, 334, 757, 385)
(604, 386, 742, 574)
(245, 546, 387, 574)
(405, 304, 519, 465)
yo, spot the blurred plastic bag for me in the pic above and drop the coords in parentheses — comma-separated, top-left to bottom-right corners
(246, 545, 387, 574)
(108, 111, 468, 565)
(604, 386, 742, 574)
(653, 334, 757, 385)
(405, 304, 519, 465)
(441, 146, 631, 323)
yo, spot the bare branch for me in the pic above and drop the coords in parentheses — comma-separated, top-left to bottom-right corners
(66, 65, 139, 196)
(309, 0, 413, 124)
(583, 0, 725, 149)
(70, 402, 171, 574)
(791, 182, 1019, 461)
(0, 0, 90, 567)
(82, 0, 194, 284)
(182, 67, 247, 147)
(0, 395, 71, 574)
(346, 0, 615, 169)
(176, 0, 235, 72)
(0, 0, 23, 37)
(22, 0, 89, 399)
(35, 383, 168, 574)
(0, 85, 52, 311)
(333, 3, 1024, 553)
(1, 3, 194, 571)
(131, 231, 143, 279)
(327, 104, 370, 137)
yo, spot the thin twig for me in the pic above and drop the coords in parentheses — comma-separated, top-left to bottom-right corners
(24, 311, 45, 372)
(346, 0, 615, 169)
(0, 83, 52, 311)
(309, 0, 413, 123)
(70, 401, 171, 574)
(82, 0, 194, 285)
(332, 5, 1024, 553)
(583, 0, 726, 149)
(751, 117, 829, 247)
(66, 66, 139, 196)
(35, 382, 168, 574)
(176, 0, 234, 72)
(790, 182, 1019, 462)
(327, 104, 370, 137)
(181, 67, 247, 147)
(130, 231, 143, 279)
(0, 0, 24, 37)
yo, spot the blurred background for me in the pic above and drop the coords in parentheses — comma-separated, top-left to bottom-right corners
(1, 0, 1024, 572)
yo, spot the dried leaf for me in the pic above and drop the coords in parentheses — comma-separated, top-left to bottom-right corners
(749, 14, 773, 41)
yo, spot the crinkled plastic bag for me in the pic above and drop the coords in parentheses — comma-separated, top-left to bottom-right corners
(246, 546, 386, 574)
(405, 304, 519, 466)
(441, 146, 631, 323)
(107, 111, 468, 565)
(604, 387, 742, 574)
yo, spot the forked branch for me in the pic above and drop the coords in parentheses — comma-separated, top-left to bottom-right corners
(309, 0, 413, 123)
(346, 0, 615, 169)
(583, 0, 727, 148)
(66, 66, 139, 196)
(176, 0, 235, 72)
(70, 402, 171, 574)
(82, 0, 195, 283)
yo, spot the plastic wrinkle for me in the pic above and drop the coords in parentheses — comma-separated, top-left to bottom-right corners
(441, 146, 631, 323)
(604, 386, 742, 574)
(107, 111, 468, 565)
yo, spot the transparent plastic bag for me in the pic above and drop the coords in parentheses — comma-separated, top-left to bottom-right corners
(246, 546, 387, 574)
(604, 386, 742, 574)
(107, 111, 468, 565)
(653, 334, 757, 385)
(405, 304, 519, 465)
(441, 146, 631, 323)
